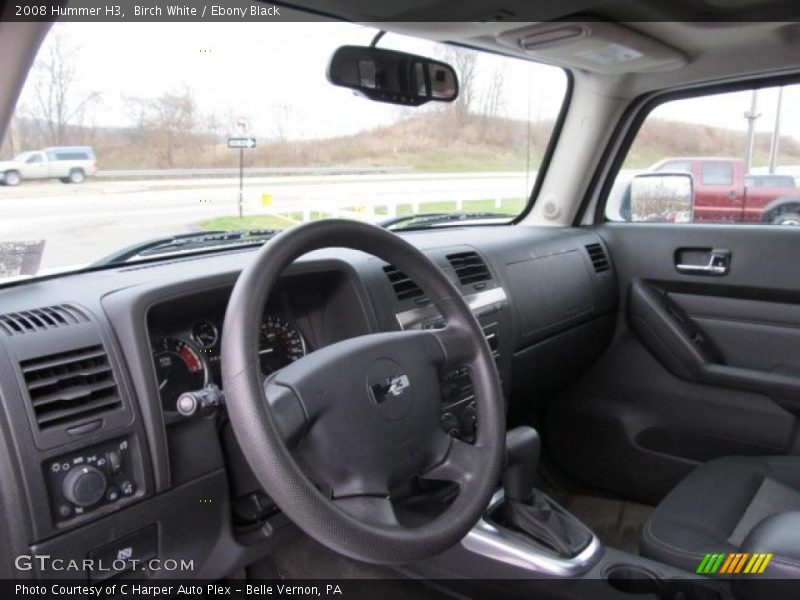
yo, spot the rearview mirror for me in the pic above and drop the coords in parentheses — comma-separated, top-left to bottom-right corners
(627, 173, 694, 223)
(327, 46, 458, 107)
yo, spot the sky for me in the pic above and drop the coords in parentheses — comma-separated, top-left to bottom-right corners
(654, 86, 800, 136)
(14, 22, 568, 140)
(14, 21, 798, 144)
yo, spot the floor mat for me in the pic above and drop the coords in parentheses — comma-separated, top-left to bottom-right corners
(545, 490, 654, 555)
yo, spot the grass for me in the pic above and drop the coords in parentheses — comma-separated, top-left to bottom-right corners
(384, 198, 525, 217)
(196, 214, 296, 231)
(197, 198, 528, 232)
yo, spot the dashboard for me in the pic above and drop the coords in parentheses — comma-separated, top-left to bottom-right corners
(0, 225, 618, 581)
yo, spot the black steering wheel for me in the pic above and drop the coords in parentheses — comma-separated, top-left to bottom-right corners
(221, 219, 505, 563)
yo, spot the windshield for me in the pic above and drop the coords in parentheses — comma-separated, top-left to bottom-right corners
(0, 22, 567, 280)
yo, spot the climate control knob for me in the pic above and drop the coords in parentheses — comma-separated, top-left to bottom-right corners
(62, 465, 107, 508)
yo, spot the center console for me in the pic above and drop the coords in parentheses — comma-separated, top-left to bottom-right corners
(396, 285, 506, 444)
(406, 427, 731, 600)
(464, 426, 604, 577)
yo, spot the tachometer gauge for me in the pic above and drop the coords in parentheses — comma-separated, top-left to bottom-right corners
(191, 320, 218, 349)
(152, 337, 208, 411)
(259, 315, 307, 375)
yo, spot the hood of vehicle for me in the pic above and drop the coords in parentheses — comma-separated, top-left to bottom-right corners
(0, 160, 21, 169)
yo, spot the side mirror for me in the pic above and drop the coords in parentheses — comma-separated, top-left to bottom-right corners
(327, 46, 458, 107)
(627, 172, 694, 223)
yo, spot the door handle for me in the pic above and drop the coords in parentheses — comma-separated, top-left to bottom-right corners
(676, 249, 730, 276)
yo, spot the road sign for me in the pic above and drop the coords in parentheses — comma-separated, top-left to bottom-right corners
(235, 116, 250, 133)
(228, 136, 256, 149)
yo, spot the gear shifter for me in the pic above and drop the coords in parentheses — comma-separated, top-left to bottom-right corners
(495, 427, 593, 558)
(503, 426, 540, 502)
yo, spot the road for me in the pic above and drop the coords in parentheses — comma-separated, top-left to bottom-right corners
(0, 171, 534, 272)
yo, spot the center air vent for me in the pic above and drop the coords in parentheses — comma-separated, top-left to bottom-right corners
(447, 251, 492, 286)
(0, 304, 88, 336)
(585, 243, 610, 274)
(383, 264, 425, 301)
(20, 345, 121, 430)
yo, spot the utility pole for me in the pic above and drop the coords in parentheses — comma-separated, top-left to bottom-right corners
(238, 146, 244, 218)
(743, 90, 761, 174)
(229, 116, 252, 220)
(768, 87, 784, 175)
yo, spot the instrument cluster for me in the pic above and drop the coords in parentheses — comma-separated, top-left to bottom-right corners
(151, 313, 307, 412)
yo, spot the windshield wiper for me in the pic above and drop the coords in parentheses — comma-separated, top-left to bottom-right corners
(380, 212, 511, 231)
(91, 229, 280, 266)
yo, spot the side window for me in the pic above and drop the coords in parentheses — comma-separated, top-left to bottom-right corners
(55, 152, 89, 160)
(656, 160, 692, 173)
(701, 161, 733, 185)
(606, 83, 800, 225)
(26, 153, 43, 164)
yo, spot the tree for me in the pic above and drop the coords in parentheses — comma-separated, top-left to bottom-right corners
(443, 47, 478, 118)
(481, 66, 506, 118)
(272, 103, 293, 142)
(127, 87, 197, 167)
(27, 29, 100, 146)
(205, 108, 235, 164)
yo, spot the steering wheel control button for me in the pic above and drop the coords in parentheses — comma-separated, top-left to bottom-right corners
(367, 358, 414, 421)
(62, 465, 107, 508)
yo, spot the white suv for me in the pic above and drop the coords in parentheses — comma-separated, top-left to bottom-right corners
(0, 146, 97, 186)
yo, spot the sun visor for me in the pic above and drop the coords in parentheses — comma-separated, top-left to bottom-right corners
(496, 22, 687, 74)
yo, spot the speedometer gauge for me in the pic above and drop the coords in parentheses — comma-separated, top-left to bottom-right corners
(152, 337, 208, 411)
(259, 315, 306, 375)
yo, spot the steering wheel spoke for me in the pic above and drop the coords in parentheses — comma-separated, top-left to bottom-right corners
(421, 433, 483, 489)
(334, 494, 400, 527)
(263, 377, 308, 447)
(431, 322, 479, 372)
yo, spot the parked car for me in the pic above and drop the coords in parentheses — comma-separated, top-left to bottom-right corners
(650, 156, 800, 224)
(0, 146, 97, 186)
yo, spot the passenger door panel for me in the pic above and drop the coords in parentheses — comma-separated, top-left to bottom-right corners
(547, 224, 800, 503)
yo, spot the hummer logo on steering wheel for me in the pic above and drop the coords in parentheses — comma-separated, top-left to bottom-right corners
(371, 374, 410, 403)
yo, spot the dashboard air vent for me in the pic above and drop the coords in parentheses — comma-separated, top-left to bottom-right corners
(447, 251, 492, 286)
(383, 264, 425, 301)
(585, 243, 610, 274)
(0, 304, 88, 336)
(20, 345, 121, 430)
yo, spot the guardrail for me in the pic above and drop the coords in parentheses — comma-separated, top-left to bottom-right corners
(95, 165, 413, 180)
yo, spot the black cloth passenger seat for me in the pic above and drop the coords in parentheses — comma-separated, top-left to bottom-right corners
(641, 456, 800, 576)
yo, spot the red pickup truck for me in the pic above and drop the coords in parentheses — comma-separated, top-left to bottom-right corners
(650, 157, 800, 224)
